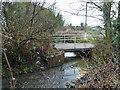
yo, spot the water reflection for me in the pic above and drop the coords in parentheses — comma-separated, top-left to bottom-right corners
(3, 52, 89, 88)
(65, 52, 76, 58)
(63, 67, 80, 80)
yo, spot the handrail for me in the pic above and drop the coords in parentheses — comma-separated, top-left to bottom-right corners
(52, 37, 81, 39)
(52, 34, 79, 45)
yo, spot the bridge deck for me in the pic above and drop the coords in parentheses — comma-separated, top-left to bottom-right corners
(55, 43, 94, 51)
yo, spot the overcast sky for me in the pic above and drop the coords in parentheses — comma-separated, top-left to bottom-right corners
(43, 0, 119, 27)
(6, 0, 119, 27)
(44, 0, 104, 27)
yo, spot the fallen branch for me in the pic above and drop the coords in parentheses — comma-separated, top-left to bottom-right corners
(2, 45, 16, 88)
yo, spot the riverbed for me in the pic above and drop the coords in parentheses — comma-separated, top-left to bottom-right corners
(3, 52, 89, 88)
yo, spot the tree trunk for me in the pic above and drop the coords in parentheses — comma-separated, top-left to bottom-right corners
(107, 2, 111, 56)
(3, 45, 16, 88)
(103, 2, 108, 37)
(118, 1, 120, 56)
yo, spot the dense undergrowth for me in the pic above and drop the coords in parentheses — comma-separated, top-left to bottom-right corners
(2, 46, 60, 78)
(2, 2, 64, 79)
(67, 38, 120, 89)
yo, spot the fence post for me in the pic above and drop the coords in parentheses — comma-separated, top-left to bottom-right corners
(74, 37, 76, 49)
(64, 34, 65, 43)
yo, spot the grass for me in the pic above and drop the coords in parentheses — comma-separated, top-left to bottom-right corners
(86, 30, 105, 35)
(77, 37, 104, 43)
(54, 30, 105, 43)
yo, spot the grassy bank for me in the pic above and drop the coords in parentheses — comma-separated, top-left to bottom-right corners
(65, 39, 120, 89)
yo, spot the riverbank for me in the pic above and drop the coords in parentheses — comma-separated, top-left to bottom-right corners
(2, 57, 89, 88)
(64, 42, 120, 89)
(66, 62, 120, 89)
(2, 51, 64, 78)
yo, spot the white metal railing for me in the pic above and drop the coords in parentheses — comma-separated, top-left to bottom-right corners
(51, 33, 84, 42)
(52, 35, 80, 44)
(51, 34, 84, 49)
(52, 36, 78, 48)
(51, 34, 81, 36)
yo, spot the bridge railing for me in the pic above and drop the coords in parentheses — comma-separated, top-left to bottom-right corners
(51, 34, 82, 44)
(51, 33, 103, 44)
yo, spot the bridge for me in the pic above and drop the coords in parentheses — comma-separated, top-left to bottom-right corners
(51, 33, 95, 52)
(54, 43, 94, 52)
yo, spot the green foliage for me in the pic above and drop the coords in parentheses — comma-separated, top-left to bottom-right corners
(92, 40, 108, 65)
(69, 25, 82, 30)
(2, 2, 64, 63)
(23, 67, 28, 74)
(112, 19, 120, 45)
(111, 2, 120, 57)
(55, 13, 65, 29)
(80, 22, 84, 30)
(2, 2, 64, 78)
(77, 38, 103, 43)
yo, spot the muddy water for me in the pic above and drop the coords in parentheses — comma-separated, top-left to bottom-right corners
(4, 52, 88, 88)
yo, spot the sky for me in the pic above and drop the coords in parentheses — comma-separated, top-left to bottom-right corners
(56, 0, 103, 27)
(3, 0, 119, 27)
(44, 0, 119, 27)
(45, 0, 104, 27)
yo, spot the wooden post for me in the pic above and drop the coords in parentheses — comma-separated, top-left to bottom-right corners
(118, 1, 120, 56)
(84, 2, 87, 40)
(74, 37, 76, 49)
(107, 2, 111, 56)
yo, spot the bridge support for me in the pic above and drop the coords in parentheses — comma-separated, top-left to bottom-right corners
(84, 32, 87, 40)
(74, 37, 76, 49)
(64, 34, 65, 43)
(74, 49, 92, 58)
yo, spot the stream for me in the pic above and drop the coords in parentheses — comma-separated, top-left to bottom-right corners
(3, 52, 89, 88)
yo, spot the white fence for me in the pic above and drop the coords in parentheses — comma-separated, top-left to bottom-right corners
(51, 34, 82, 44)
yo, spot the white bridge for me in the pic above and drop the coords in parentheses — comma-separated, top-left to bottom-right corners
(51, 34, 95, 52)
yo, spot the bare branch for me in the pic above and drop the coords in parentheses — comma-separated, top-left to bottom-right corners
(89, 1, 103, 11)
